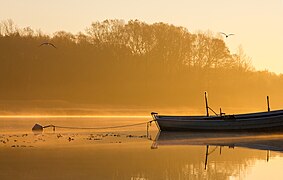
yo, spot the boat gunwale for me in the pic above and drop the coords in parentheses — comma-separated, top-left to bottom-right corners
(156, 109, 283, 121)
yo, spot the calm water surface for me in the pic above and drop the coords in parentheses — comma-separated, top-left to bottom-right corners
(1, 117, 283, 180)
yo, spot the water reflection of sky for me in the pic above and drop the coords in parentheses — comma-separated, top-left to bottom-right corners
(231, 157, 283, 180)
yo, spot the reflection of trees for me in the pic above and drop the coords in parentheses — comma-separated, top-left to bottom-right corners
(1, 19, 283, 110)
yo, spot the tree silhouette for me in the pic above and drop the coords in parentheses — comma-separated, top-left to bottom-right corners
(0, 19, 282, 114)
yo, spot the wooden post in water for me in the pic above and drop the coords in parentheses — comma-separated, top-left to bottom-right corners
(267, 96, 270, 112)
(205, 92, 209, 117)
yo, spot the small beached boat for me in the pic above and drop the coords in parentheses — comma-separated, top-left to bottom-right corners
(151, 93, 283, 132)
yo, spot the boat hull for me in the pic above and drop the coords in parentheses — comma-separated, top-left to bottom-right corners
(154, 110, 283, 132)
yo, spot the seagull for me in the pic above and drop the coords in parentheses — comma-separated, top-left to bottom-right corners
(220, 32, 234, 38)
(39, 42, 57, 48)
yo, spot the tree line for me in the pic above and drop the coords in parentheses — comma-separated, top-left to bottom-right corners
(0, 19, 282, 114)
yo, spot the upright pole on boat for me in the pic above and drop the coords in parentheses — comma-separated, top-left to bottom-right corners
(267, 96, 270, 112)
(205, 92, 209, 117)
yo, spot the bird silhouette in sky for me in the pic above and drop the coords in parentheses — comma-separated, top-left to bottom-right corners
(39, 42, 57, 49)
(220, 32, 235, 38)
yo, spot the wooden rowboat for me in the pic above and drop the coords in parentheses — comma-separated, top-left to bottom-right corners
(152, 110, 283, 131)
(152, 93, 283, 132)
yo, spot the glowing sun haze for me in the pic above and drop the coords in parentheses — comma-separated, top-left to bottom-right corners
(0, 0, 282, 74)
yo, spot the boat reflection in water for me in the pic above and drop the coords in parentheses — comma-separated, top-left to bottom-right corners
(152, 131, 283, 169)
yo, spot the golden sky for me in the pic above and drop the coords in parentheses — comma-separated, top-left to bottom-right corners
(0, 0, 282, 74)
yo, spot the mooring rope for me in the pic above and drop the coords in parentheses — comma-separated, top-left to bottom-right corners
(43, 120, 155, 130)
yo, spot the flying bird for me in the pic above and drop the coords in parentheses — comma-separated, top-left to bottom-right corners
(39, 42, 57, 48)
(220, 32, 234, 38)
